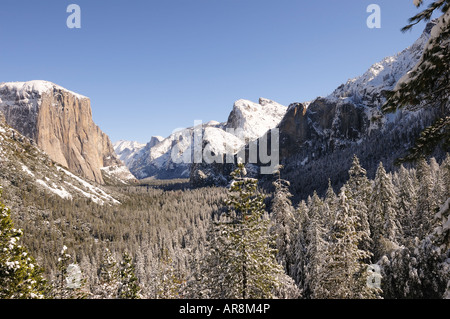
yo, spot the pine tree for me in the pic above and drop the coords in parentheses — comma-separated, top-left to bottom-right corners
(396, 165, 418, 242)
(324, 179, 337, 230)
(0, 192, 48, 299)
(292, 200, 309, 288)
(156, 249, 183, 299)
(96, 248, 119, 299)
(52, 245, 87, 299)
(317, 187, 380, 299)
(369, 162, 401, 261)
(416, 158, 438, 238)
(118, 251, 141, 299)
(344, 155, 372, 254)
(304, 192, 328, 299)
(383, 0, 450, 161)
(200, 164, 300, 299)
(270, 168, 297, 276)
(430, 197, 450, 298)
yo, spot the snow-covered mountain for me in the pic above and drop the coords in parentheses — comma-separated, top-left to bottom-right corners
(123, 98, 287, 180)
(114, 140, 147, 166)
(273, 20, 442, 199)
(0, 114, 121, 205)
(0, 80, 135, 185)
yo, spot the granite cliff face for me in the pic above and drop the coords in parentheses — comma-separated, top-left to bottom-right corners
(0, 81, 132, 185)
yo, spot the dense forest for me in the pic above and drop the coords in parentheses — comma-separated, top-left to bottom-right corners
(0, 154, 449, 299)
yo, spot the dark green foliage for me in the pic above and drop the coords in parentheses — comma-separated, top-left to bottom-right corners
(118, 252, 141, 299)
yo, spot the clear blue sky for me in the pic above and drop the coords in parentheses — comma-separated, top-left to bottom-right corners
(0, 0, 432, 143)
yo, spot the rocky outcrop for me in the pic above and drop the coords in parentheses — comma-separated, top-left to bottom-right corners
(0, 81, 130, 185)
(279, 99, 370, 159)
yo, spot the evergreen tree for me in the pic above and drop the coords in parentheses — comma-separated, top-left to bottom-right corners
(155, 249, 183, 299)
(431, 197, 450, 298)
(304, 192, 328, 299)
(369, 162, 401, 261)
(396, 165, 418, 242)
(324, 179, 337, 230)
(95, 248, 119, 299)
(416, 158, 438, 238)
(52, 245, 87, 299)
(0, 192, 48, 299)
(291, 200, 309, 288)
(200, 164, 300, 299)
(317, 187, 380, 299)
(344, 155, 372, 253)
(270, 168, 297, 276)
(118, 252, 141, 299)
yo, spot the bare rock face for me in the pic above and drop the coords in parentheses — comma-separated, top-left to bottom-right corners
(279, 99, 369, 159)
(0, 81, 125, 184)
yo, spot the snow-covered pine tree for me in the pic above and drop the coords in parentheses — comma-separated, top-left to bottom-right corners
(317, 186, 380, 299)
(270, 168, 297, 277)
(416, 158, 438, 238)
(118, 251, 141, 299)
(324, 179, 337, 231)
(155, 248, 183, 299)
(369, 162, 401, 261)
(51, 245, 87, 299)
(432, 197, 449, 298)
(344, 155, 372, 254)
(291, 200, 309, 288)
(0, 192, 48, 299)
(304, 192, 328, 299)
(200, 164, 300, 299)
(395, 165, 418, 242)
(95, 248, 119, 299)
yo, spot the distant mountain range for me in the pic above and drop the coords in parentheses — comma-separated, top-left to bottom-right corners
(0, 21, 444, 202)
(115, 20, 443, 197)
(114, 98, 287, 180)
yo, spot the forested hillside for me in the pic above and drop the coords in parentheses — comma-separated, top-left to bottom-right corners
(1, 155, 448, 299)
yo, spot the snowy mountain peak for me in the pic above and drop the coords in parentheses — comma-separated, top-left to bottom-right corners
(226, 98, 287, 141)
(326, 20, 436, 107)
(113, 140, 146, 167)
(0, 80, 88, 100)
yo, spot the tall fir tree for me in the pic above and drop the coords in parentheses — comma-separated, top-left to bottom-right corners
(118, 252, 141, 299)
(395, 165, 418, 242)
(51, 245, 87, 299)
(369, 162, 401, 261)
(95, 248, 119, 299)
(304, 192, 328, 299)
(270, 168, 297, 277)
(344, 155, 372, 253)
(292, 200, 309, 288)
(317, 187, 380, 299)
(155, 249, 183, 299)
(199, 164, 300, 299)
(416, 158, 438, 238)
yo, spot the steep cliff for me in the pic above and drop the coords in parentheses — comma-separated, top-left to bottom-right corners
(0, 81, 133, 185)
